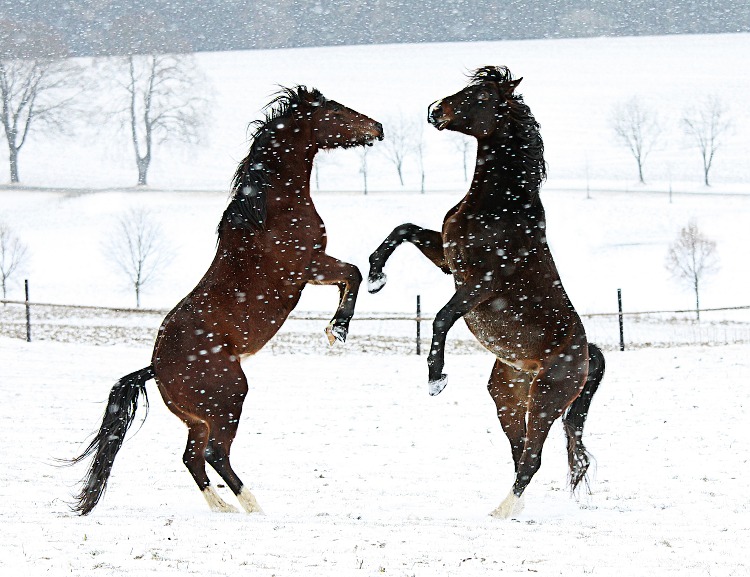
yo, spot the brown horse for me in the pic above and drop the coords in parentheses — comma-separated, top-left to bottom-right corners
(368, 66, 605, 518)
(70, 86, 383, 515)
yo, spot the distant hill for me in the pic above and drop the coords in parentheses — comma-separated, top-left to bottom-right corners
(1, 0, 749, 57)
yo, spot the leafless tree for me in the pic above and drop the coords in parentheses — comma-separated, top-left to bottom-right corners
(103, 53, 209, 186)
(0, 22, 88, 183)
(682, 96, 731, 186)
(107, 209, 170, 308)
(611, 96, 661, 184)
(415, 123, 426, 193)
(666, 220, 719, 320)
(358, 145, 370, 195)
(449, 132, 474, 182)
(379, 113, 419, 187)
(0, 222, 28, 301)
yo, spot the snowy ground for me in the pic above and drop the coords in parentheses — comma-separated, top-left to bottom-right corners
(1, 336, 747, 576)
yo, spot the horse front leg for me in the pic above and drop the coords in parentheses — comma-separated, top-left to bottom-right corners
(367, 223, 450, 293)
(427, 285, 493, 395)
(308, 254, 362, 344)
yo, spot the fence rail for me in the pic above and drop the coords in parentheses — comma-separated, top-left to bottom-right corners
(3, 295, 750, 353)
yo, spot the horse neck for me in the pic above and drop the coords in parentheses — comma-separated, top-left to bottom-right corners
(259, 124, 317, 212)
(467, 131, 543, 213)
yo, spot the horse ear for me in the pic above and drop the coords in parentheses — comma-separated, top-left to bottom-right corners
(502, 77, 523, 95)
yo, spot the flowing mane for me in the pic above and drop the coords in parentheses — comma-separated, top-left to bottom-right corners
(470, 66, 547, 191)
(220, 86, 326, 235)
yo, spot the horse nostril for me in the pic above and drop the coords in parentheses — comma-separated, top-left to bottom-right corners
(375, 121, 384, 139)
(428, 101, 443, 123)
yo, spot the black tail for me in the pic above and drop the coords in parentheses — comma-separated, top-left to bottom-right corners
(69, 366, 154, 515)
(563, 343, 606, 492)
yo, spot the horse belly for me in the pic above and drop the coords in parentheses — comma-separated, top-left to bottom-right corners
(463, 309, 543, 371)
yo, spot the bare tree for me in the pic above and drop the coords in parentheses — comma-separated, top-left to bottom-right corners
(449, 132, 474, 182)
(358, 145, 370, 195)
(611, 96, 661, 184)
(379, 113, 419, 187)
(682, 96, 731, 186)
(666, 220, 719, 320)
(415, 123, 426, 193)
(107, 209, 169, 307)
(0, 22, 88, 183)
(103, 53, 209, 186)
(0, 222, 28, 301)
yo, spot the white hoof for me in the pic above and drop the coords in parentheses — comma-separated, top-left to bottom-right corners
(490, 490, 525, 519)
(368, 273, 387, 293)
(237, 486, 265, 514)
(202, 486, 238, 513)
(428, 374, 448, 396)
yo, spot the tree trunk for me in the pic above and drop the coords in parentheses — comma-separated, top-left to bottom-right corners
(694, 278, 700, 321)
(137, 157, 149, 186)
(9, 146, 19, 183)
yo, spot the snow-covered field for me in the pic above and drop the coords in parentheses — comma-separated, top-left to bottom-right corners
(2, 32, 750, 576)
(1, 337, 748, 576)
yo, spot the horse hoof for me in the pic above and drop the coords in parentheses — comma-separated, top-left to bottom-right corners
(490, 491, 525, 519)
(237, 487, 265, 515)
(368, 272, 387, 293)
(428, 374, 448, 396)
(325, 324, 348, 345)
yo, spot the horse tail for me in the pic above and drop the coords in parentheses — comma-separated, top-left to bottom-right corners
(69, 366, 154, 515)
(563, 343, 606, 492)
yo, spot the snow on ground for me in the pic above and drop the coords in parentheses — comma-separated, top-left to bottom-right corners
(1, 336, 747, 576)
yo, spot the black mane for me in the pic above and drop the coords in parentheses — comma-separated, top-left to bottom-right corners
(220, 85, 325, 235)
(470, 66, 547, 191)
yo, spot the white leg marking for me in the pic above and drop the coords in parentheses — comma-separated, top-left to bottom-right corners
(428, 374, 448, 396)
(490, 489, 525, 519)
(202, 486, 238, 513)
(237, 486, 265, 514)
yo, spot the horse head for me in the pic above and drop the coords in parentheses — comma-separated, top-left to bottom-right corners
(428, 66, 523, 139)
(289, 87, 383, 150)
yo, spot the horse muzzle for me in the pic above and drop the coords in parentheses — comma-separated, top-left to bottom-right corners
(427, 100, 450, 130)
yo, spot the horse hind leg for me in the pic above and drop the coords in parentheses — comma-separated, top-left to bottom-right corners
(562, 342, 606, 492)
(493, 350, 589, 519)
(487, 360, 532, 519)
(205, 419, 264, 514)
(183, 419, 238, 513)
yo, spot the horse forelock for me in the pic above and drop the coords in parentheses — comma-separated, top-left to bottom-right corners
(468, 65, 514, 87)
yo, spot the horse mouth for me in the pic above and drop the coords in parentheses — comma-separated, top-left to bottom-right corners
(430, 116, 450, 131)
(364, 129, 384, 146)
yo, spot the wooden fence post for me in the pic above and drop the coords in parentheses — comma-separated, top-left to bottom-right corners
(416, 295, 422, 355)
(618, 288, 624, 351)
(25, 279, 31, 342)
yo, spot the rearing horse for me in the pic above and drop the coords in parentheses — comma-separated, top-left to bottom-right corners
(70, 86, 383, 515)
(368, 67, 605, 518)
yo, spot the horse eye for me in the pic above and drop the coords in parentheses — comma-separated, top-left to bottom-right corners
(478, 91, 490, 102)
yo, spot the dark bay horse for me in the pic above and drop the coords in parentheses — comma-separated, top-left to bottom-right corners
(368, 67, 605, 518)
(70, 86, 383, 515)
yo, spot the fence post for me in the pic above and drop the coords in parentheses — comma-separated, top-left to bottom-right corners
(25, 279, 31, 343)
(416, 295, 421, 356)
(617, 288, 624, 351)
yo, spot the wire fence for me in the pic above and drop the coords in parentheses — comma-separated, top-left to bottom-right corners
(3, 294, 750, 354)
